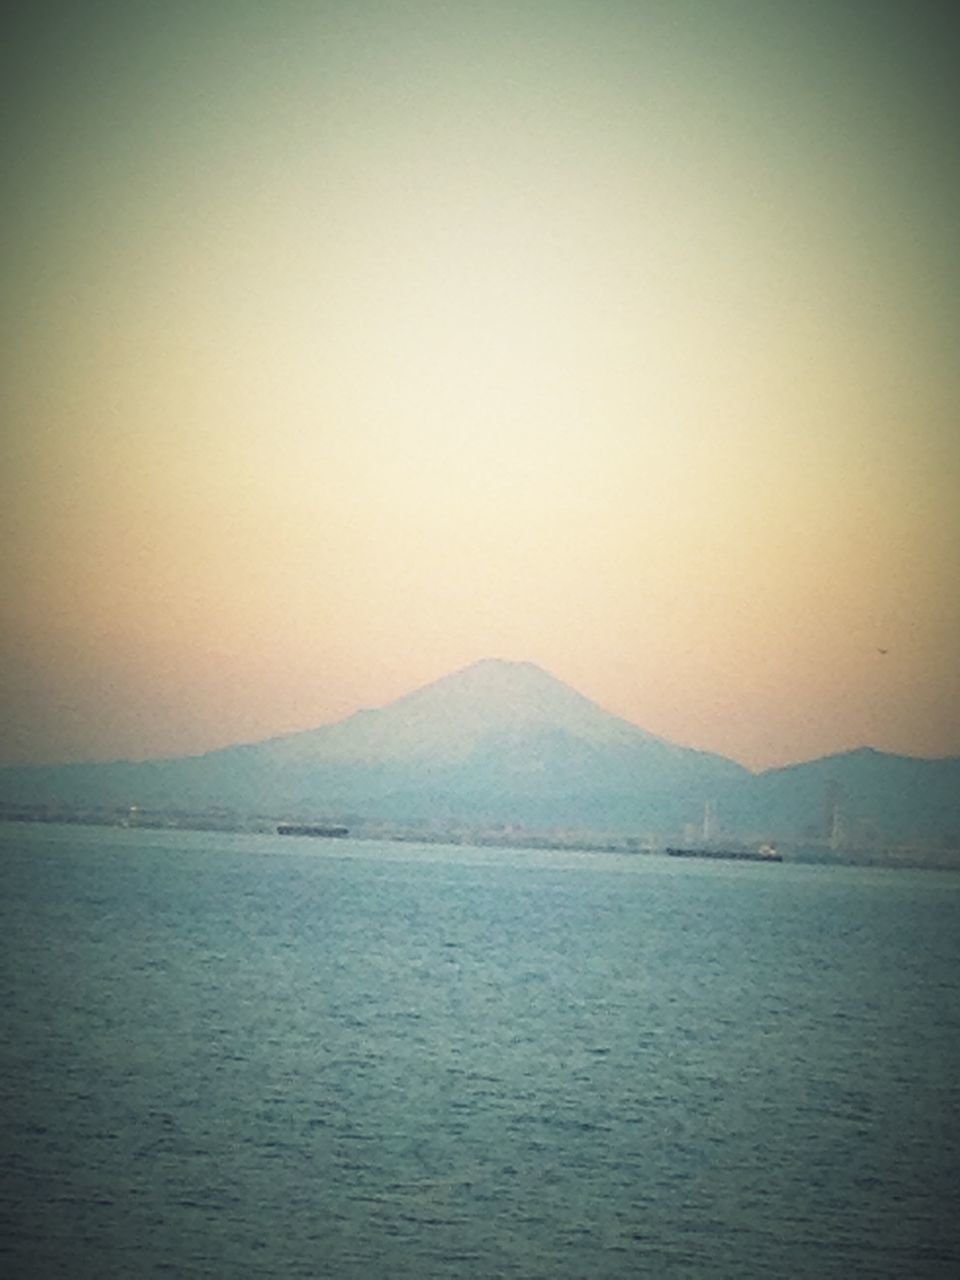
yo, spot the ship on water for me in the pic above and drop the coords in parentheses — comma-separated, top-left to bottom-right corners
(666, 844, 782, 863)
(667, 800, 782, 862)
(277, 824, 349, 838)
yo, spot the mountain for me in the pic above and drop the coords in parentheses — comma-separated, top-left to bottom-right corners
(721, 747, 960, 846)
(1, 660, 957, 844)
(0, 659, 746, 830)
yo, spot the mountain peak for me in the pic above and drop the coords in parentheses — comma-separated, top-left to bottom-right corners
(436, 657, 559, 681)
(262, 658, 665, 767)
(412, 657, 571, 699)
(390, 658, 614, 728)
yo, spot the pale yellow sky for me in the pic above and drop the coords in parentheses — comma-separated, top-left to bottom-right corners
(3, 1, 959, 769)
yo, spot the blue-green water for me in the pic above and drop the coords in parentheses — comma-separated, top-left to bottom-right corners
(2, 824, 958, 1277)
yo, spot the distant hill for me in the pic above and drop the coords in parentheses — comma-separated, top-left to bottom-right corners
(1, 660, 957, 844)
(721, 747, 960, 846)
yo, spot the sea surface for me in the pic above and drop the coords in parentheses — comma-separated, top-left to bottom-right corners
(2, 824, 959, 1277)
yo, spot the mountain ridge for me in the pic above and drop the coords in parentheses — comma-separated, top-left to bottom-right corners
(0, 659, 957, 844)
(232, 658, 688, 768)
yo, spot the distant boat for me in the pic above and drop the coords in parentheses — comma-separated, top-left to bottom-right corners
(277, 824, 349, 838)
(666, 844, 782, 863)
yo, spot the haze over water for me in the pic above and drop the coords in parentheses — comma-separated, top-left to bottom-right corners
(3, 823, 959, 1276)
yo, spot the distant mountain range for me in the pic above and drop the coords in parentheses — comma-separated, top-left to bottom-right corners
(1, 659, 957, 845)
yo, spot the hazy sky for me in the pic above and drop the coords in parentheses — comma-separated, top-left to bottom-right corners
(3, 0, 959, 770)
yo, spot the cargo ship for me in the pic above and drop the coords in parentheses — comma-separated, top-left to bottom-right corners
(666, 844, 782, 863)
(277, 824, 349, 838)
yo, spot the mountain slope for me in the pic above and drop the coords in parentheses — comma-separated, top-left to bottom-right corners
(237, 658, 674, 764)
(2, 661, 956, 842)
(0, 659, 746, 828)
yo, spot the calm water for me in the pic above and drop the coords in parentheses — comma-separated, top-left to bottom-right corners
(1, 825, 958, 1277)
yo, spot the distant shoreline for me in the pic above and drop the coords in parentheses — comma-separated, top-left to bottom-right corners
(2, 806, 958, 871)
